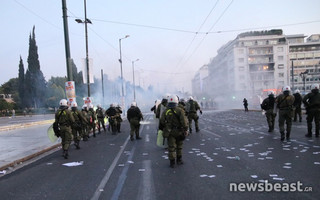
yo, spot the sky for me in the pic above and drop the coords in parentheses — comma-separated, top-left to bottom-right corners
(1, 0, 320, 94)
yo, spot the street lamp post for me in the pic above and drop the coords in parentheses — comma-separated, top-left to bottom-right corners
(300, 70, 308, 94)
(132, 59, 139, 102)
(118, 35, 130, 107)
(75, 0, 92, 97)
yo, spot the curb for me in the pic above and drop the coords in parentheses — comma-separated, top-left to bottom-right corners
(0, 143, 60, 171)
(0, 119, 54, 132)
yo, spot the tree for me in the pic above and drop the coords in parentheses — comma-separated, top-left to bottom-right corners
(18, 56, 25, 108)
(24, 26, 47, 108)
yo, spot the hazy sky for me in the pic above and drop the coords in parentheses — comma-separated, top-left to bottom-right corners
(1, 0, 320, 93)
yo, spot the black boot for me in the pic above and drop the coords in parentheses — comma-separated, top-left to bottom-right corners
(63, 150, 68, 159)
(130, 135, 134, 141)
(268, 126, 272, 132)
(196, 128, 200, 132)
(170, 160, 175, 168)
(177, 156, 184, 165)
(286, 132, 291, 141)
(305, 133, 312, 138)
(75, 141, 80, 149)
(280, 132, 285, 141)
(189, 128, 192, 134)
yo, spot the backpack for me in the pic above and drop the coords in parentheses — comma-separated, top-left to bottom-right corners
(53, 109, 65, 137)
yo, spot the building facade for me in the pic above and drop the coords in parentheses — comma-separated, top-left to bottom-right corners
(192, 30, 320, 108)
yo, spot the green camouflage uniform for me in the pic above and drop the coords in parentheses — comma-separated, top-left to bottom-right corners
(55, 107, 75, 158)
(186, 100, 201, 132)
(303, 90, 320, 137)
(261, 96, 276, 132)
(96, 107, 106, 133)
(293, 93, 303, 122)
(276, 93, 295, 140)
(88, 108, 96, 137)
(115, 106, 123, 132)
(127, 106, 143, 140)
(71, 109, 87, 148)
(159, 105, 188, 167)
(81, 109, 90, 140)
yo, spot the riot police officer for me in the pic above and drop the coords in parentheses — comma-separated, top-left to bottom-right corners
(54, 99, 75, 159)
(127, 102, 143, 141)
(88, 104, 96, 137)
(261, 91, 276, 132)
(159, 95, 188, 168)
(186, 96, 202, 133)
(71, 102, 87, 149)
(293, 89, 303, 122)
(275, 86, 295, 141)
(303, 84, 320, 138)
(96, 104, 106, 133)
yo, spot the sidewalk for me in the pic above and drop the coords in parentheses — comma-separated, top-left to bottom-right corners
(0, 118, 58, 173)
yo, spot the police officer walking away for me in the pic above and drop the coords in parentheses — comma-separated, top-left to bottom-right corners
(88, 104, 96, 137)
(293, 89, 303, 122)
(159, 95, 188, 168)
(127, 102, 143, 141)
(96, 104, 106, 133)
(186, 96, 202, 133)
(243, 98, 249, 112)
(261, 91, 276, 132)
(55, 99, 75, 159)
(275, 86, 295, 141)
(71, 102, 87, 149)
(303, 84, 320, 138)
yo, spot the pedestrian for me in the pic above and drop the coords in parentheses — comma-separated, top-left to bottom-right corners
(54, 99, 75, 159)
(275, 86, 295, 141)
(293, 89, 303, 122)
(159, 95, 188, 168)
(88, 104, 96, 137)
(96, 104, 106, 133)
(243, 98, 249, 112)
(261, 91, 276, 132)
(71, 102, 87, 149)
(127, 102, 143, 141)
(186, 96, 202, 133)
(11, 109, 15, 118)
(303, 84, 320, 138)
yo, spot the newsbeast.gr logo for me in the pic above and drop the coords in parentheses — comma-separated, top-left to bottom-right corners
(229, 181, 313, 192)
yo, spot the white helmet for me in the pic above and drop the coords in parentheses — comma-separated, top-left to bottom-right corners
(168, 95, 179, 104)
(282, 86, 291, 92)
(163, 93, 170, 100)
(89, 104, 94, 109)
(294, 89, 300, 94)
(110, 103, 115, 108)
(97, 104, 101, 108)
(59, 99, 68, 107)
(71, 102, 78, 108)
(131, 102, 137, 107)
(189, 96, 194, 100)
(82, 104, 87, 109)
(267, 91, 275, 96)
(311, 84, 319, 90)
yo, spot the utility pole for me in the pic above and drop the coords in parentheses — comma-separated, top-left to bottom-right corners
(61, 0, 72, 81)
(101, 69, 104, 107)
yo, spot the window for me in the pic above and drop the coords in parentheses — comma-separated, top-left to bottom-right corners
(277, 47, 283, 52)
(278, 56, 284, 61)
(238, 49, 244, 54)
(279, 73, 284, 77)
(278, 64, 284, 69)
(238, 58, 244, 63)
(239, 66, 245, 71)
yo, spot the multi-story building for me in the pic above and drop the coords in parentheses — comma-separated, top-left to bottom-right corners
(192, 30, 320, 108)
(289, 34, 320, 94)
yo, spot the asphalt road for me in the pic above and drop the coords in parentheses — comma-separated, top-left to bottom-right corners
(0, 110, 319, 200)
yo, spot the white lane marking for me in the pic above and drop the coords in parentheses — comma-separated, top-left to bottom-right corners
(137, 160, 156, 200)
(145, 134, 150, 142)
(201, 129, 221, 137)
(90, 137, 130, 200)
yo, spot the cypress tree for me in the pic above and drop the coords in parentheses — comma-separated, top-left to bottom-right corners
(24, 26, 47, 108)
(18, 56, 25, 108)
